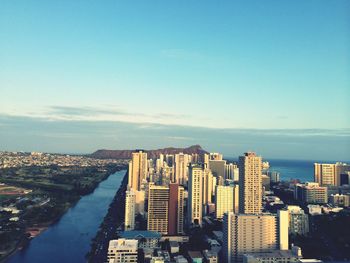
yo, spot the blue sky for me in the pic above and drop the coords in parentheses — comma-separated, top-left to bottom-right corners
(0, 1, 349, 160)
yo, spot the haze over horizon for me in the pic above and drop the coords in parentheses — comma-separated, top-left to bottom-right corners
(1, 1, 349, 160)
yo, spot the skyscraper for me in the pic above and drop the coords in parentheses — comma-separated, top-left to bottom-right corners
(209, 159, 226, 184)
(147, 183, 169, 235)
(125, 190, 136, 231)
(239, 152, 262, 214)
(128, 150, 148, 191)
(188, 165, 204, 225)
(202, 168, 214, 207)
(174, 153, 190, 185)
(168, 183, 185, 235)
(215, 185, 237, 219)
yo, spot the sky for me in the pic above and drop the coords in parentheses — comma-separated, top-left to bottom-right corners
(0, 0, 349, 160)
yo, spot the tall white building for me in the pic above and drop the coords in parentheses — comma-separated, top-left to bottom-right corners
(107, 238, 138, 263)
(215, 185, 239, 219)
(202, 168, 214, 207)
(125, 190, 136, 230)
(239, 152, 262, 214)
(175, 153, 190, 185)
(188, 165, 204, 225)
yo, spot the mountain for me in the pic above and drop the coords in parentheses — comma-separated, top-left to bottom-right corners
(90, 145, 208, 159)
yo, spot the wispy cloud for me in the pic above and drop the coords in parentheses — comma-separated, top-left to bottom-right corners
(0, 113, 349, 160)
(3, 105, 192, 125)
(48, 106, 125, 117)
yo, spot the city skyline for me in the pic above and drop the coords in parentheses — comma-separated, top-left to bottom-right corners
(1, 1, 349, 159)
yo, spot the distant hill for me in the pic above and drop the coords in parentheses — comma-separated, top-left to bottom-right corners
(90, 145, 208, 159)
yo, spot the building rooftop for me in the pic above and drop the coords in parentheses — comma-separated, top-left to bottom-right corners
(243, 250, 299, 259)
(120, 230, 162, 239)
(108, 238, 138, 250)
(188, 251, 203, 259)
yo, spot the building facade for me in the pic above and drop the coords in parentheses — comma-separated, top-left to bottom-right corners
(239, 152, 262, 214)
(147, 184, 169, 235)
(125, 190, 136, 230)
(188, 165, 204, 225)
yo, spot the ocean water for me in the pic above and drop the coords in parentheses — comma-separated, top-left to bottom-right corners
(267, 159, 315, 182)
(228, 158, 348, 183)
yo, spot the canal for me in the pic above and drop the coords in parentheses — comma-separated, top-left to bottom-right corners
(7, 170, 126, 263)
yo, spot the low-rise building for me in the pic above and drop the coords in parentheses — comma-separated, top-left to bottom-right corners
(329, 194, 350, 207)
(286, 206, 309, 236)
(107, 239, 138, 263)
(307, 205, 322, 215)
(295, 183, 327, 204)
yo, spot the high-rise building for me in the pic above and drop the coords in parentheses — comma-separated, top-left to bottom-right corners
(188, 165, 204, 225)
(128, 150, 148, 191)
(147, 184, 169, 235)
(209, 159, 227, 184)
(225, 163, 239, 181)
(223, 211, 289, 263)
(286, 206, 309, 236)
(239, 152, 262, 214)
(314, 162, 350, 186)
(125, 190, 136, 231)
(175, 153, 190, 185)
(336, 163, 350, 186)
(107, 239, 138, 263)
(314, 163, 336, 186)
(168, 183, 185, 235)
(177, 185, 185, 234)
(202, 168, 214, 207)
(215, 185, 239, 219)
(210, 153, 223, 161)
(268, 171, 280, 183)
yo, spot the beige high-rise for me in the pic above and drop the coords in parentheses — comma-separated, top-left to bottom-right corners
(239, 152, 262, 214)
(202, 168, 214, 206)
(314, 163, 335, 186)
(128, 150, 148, 191)
(188, 165, 204, 225)
(314, 162, 350, 186)
(147, 183, 169, 235)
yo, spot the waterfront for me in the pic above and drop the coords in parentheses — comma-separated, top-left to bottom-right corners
(6, 170, 126, 263)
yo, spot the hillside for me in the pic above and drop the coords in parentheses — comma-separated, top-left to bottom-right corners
(90, 145, 208, 159)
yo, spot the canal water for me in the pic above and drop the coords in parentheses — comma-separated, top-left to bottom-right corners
(7, 170, 126, 263)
